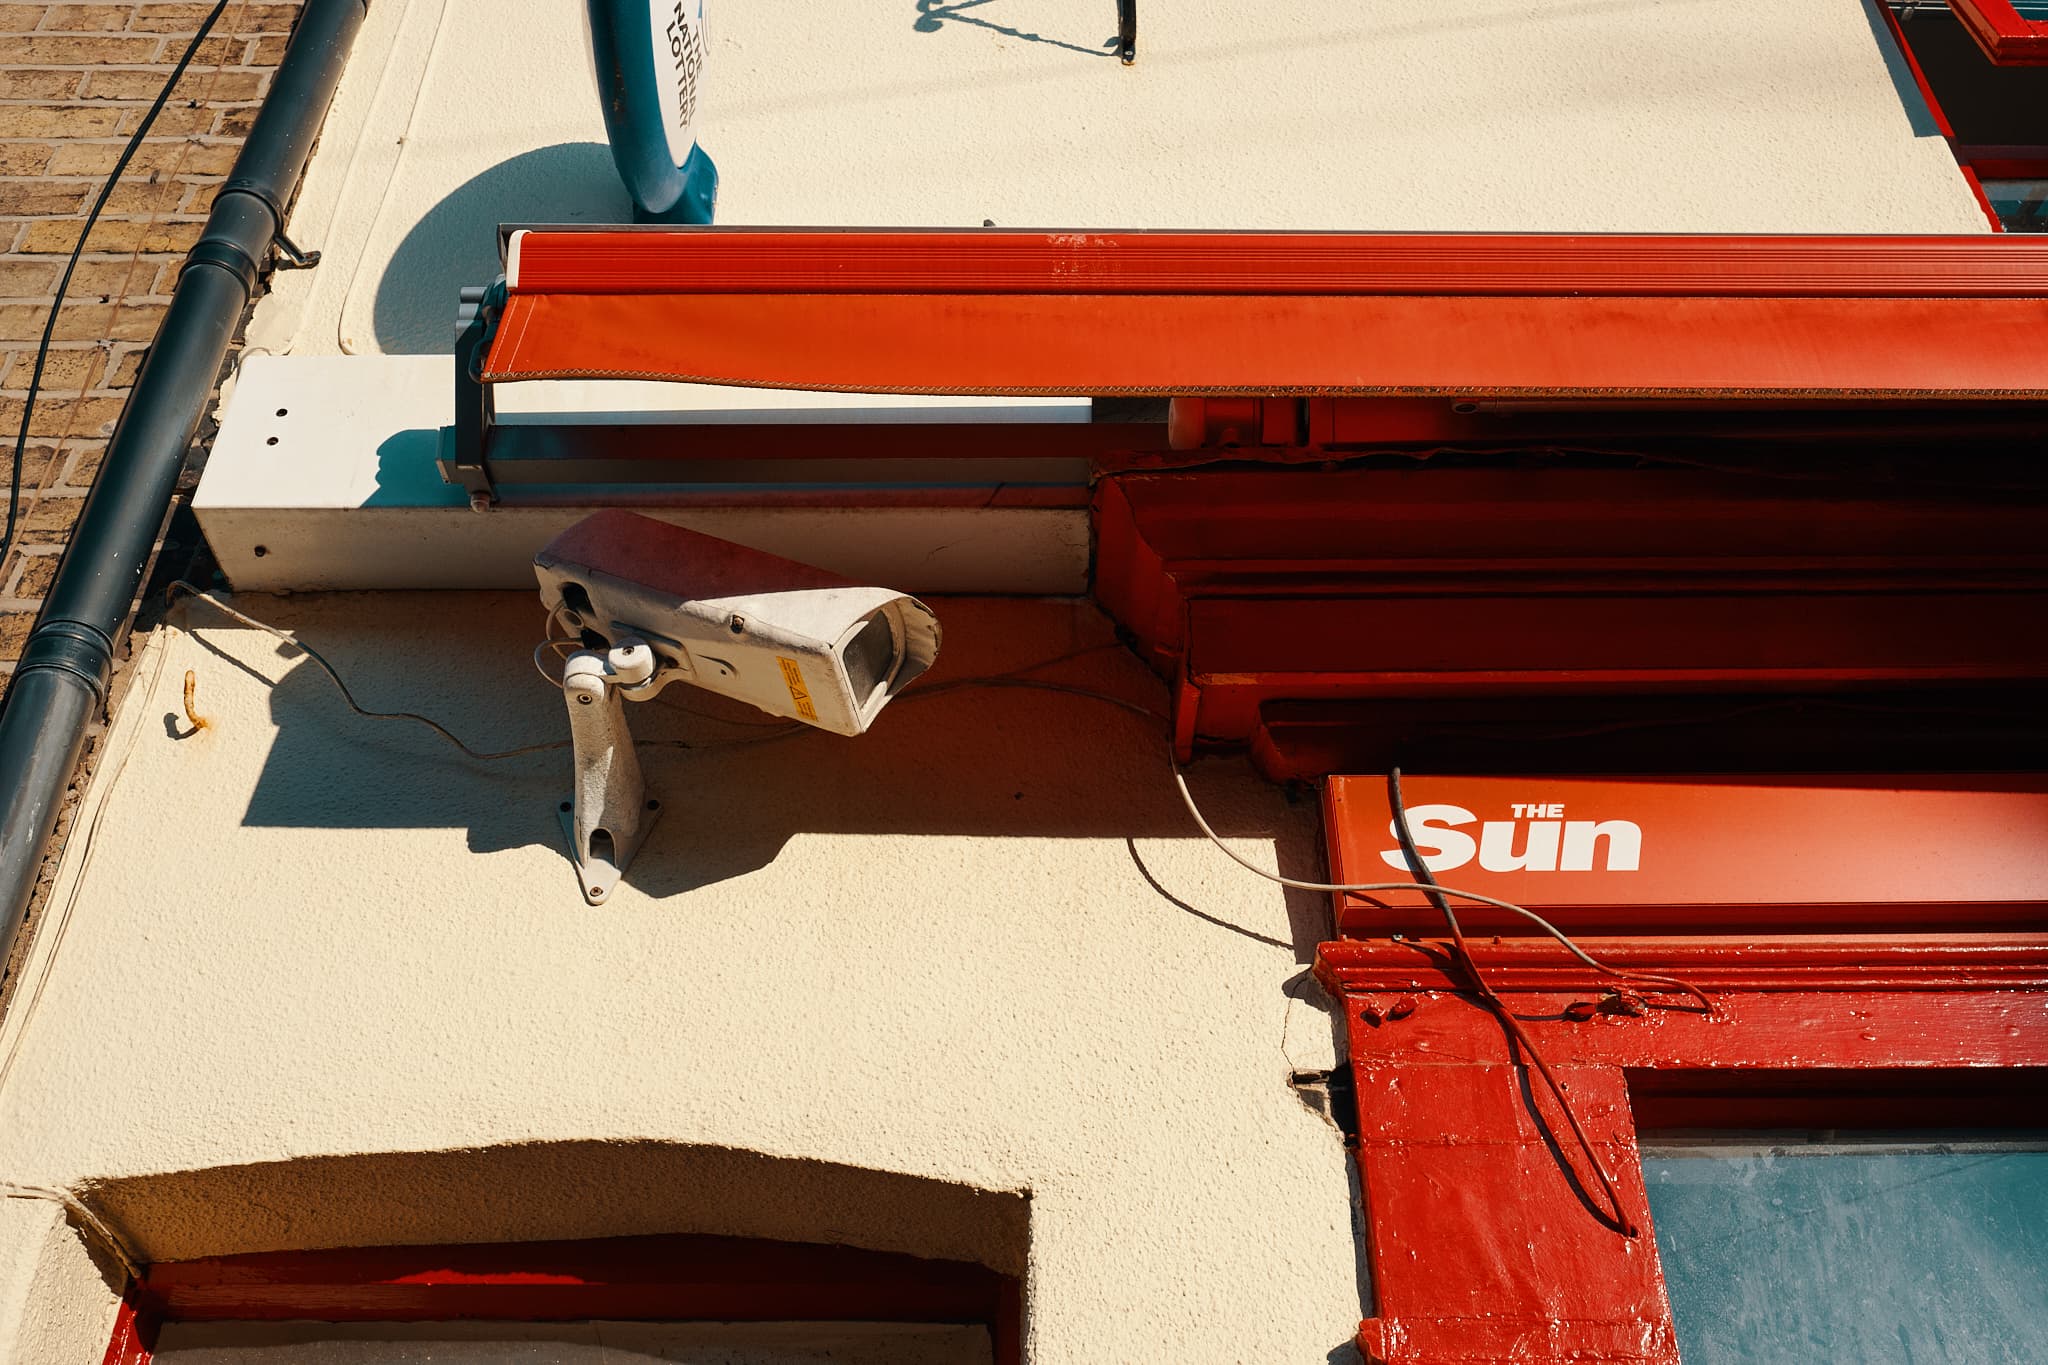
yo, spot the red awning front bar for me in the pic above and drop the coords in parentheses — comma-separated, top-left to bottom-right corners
(483, 229, 2048, 401)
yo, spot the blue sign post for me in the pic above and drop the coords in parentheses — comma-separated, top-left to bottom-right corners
(585, 0, 719, 223)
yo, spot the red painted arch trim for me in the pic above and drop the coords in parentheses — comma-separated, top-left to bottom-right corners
(136, 1234, 1013, 1325)
(98, 1299, 154, 1365)
(110, 1235, 1021, 1365)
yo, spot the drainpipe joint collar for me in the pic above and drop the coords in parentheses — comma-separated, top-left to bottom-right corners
(13, 620, 115, 706)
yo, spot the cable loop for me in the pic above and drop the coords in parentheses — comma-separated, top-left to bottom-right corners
(1174, 757, 1720, 1238)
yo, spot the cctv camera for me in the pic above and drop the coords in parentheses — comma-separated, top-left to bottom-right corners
(537, 510, 940, 735)
(533, 511, 941, 902)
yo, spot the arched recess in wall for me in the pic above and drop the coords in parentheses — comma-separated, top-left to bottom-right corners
(76, 1139, 1030, 1277)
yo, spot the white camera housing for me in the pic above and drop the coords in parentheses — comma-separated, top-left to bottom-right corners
(533, 511, 940, 903)
(536, 510, 941, 735)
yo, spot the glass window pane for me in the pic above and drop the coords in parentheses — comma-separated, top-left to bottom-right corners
(1982, 179, 2048, 233)
(1641, 1134, 2048, 1365)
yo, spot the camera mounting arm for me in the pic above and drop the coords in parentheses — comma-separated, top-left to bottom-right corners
(560, 637, 669, 904)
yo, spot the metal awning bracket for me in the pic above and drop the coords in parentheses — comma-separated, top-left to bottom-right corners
(442, 281, 501, 508)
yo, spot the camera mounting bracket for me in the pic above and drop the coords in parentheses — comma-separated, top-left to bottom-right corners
(558, 637, 669, 904)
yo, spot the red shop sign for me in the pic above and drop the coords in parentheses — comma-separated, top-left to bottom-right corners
(1325, 773, 2048, 935)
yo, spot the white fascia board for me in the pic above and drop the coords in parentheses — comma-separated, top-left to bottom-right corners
(195, 356, 1091, 594)
(495, 378, 1092, 427)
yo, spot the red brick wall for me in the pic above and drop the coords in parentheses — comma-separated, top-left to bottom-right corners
(0, 1, 303, 697)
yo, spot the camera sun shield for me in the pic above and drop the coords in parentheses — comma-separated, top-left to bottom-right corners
(534, 510, 941, 736)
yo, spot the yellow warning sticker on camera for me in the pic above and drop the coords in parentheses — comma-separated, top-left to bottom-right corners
(777, 656, 817, 721)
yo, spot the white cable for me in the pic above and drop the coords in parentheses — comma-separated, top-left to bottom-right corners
(1170, 759, 1711, 1008)
(172, 585, 1164, 761)
(170, 583, 569, 761)
(532, 608, 585, 689)
(0, 608, 181, 1109)
(2, 1180, 143, 1283)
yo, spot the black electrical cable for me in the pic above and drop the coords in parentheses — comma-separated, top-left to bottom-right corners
(1387, 766, 1643, 1238)
(0, 0, 235, 569)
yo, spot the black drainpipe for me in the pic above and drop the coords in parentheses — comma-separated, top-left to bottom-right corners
(0, 0, 370, 965)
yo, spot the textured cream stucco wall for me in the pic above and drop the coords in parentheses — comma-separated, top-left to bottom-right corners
(0, 2, 1998, 1359)
(0, 1199, 119, 1365)
(245, 0, 1988, 357)
(0, 596, 1358, 1362)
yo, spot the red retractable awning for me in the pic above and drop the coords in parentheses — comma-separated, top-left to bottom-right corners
(483, 230, 2048, 401)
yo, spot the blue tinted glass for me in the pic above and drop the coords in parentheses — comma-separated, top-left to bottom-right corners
(1982, 180, 2047, 234)
(1642, 1139, 2048, 1365)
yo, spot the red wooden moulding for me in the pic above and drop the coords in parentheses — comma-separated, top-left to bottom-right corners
(1324, 773, 2048, 935)
(1154, 396, 2048, 456)
(105, 1234, 1020, 1365)
(1092, 469, 2048, 764)
(1964, 150, 2048, 180)
(1312, 933, 2048, 1365)
(1951, 0, 2048, 64)
(482, 231, 2048, 400)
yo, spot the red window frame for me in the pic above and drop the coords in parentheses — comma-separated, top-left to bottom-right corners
(1314, 773, 2048, 1362)
(1312, 935, 2048, 1365)
(101, 1234, 1021, 1365)
(1950, 0, 2048, 65)
(1875, 1, 2006, 229)
(1875, 1, 2048, 230)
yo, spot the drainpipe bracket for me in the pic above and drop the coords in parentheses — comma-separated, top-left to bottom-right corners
(271, 231, 322, 270)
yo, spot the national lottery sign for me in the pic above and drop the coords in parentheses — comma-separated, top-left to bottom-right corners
(584, 0, 719, 223)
